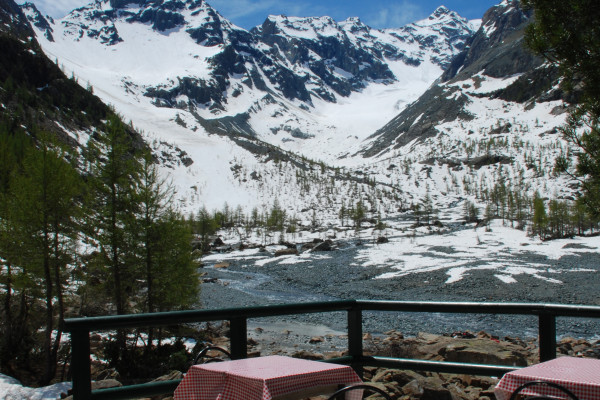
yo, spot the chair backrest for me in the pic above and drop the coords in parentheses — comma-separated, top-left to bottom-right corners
(192, 345, 231, 365)
(326, 384, 392, 400)
(508, 380, 579, 400)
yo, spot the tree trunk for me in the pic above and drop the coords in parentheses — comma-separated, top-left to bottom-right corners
(51, 231, 64, 383)
(43, 228, 56, 385)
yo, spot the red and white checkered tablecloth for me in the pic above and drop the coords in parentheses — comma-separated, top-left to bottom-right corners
(174, 355, 363, 400)
(494, 357, 600, 400)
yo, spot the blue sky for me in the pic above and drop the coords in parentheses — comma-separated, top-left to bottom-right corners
(30, 0, 500, 29)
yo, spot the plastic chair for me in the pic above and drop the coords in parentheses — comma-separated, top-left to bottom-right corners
(193, 345, 231, 364)
(327, 384, 392, 399)
(509, 380, 579, 400)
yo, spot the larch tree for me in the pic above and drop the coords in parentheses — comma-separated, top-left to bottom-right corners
(4, 133, 83, 384)
(523, 0, 600, 216)
(85, 115, 142, 320)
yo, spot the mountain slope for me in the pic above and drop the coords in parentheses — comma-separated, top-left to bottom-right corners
(20, 0, 479, 216)
(20, 0, 578, 225)
(353, 0, 575, 213)
(23, 0, 475, 158)
(0, 0, 115, 147)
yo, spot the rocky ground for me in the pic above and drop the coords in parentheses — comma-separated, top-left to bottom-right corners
(198, 232, 600, 340)
(57, 225, 600, 400)
(71, 325, 600, 400)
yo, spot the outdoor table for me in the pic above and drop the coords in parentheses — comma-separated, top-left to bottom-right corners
(173, 355, 363, 400)
(494, 356, 600, 400)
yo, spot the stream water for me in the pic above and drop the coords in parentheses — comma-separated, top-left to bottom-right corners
(197, 221, 600, 342)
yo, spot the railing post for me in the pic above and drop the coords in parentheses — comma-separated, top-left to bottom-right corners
(348, 304, 363, 378)
(70, 328, 92, 400)
(229, 317, 247, 359)
(538, 311, 557, 362)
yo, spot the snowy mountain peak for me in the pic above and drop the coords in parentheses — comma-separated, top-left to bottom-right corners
(260, 14, 342, 40)
(432, 5, 451, 17)
(20, 2, 54, 40)
(480, 0, 530, 41)
(49, 0, 241, 47)
(415, 5, 469, 28)
(339, 16, 371, 36)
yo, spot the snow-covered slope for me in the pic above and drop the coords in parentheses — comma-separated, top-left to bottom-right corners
(21, 0, 575, 224)
(20, 0, 476, 213)
(352, 0, 576, 215)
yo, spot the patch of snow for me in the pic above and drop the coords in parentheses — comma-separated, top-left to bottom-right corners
(0, 374, 71, 400)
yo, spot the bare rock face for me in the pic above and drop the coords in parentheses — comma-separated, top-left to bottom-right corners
(372, 331, 529, 367)
(438, 339, 528, 366)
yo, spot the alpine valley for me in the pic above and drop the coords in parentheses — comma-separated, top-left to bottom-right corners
(17, 0, 575, 224)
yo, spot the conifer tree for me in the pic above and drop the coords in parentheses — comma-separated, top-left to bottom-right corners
(196, 206, 218, 252)
(531, 192, 548, 239)
(85, 115, 142, 317)
(135, 152, 198, 320)
(352, 199, 366, 229)
(524, 0, 600, 216)
(4, 133, 83, 384)
(267, 199, 286, 232)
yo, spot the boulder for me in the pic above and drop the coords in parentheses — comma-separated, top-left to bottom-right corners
(438, 339, 528, 366)
(377, 332, 529, 367)
(312, 240, 333, 251)
(291, 350, 324, 360)
(274, 248, 298, 256)
(152, 370, 183, 382)
(421, 376, 453, 400)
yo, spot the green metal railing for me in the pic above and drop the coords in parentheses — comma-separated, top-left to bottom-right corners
(64, 300, 600, 399)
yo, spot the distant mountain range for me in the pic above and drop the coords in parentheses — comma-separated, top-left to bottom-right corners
(4, 0, 575, 220)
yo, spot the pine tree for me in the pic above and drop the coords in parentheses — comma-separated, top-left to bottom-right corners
(339, 200, 347, 227)
(463, 201, 479, 223)
(421, 188, 435, 225)
(524, 0, 600, 216)
(531, 193, 548, 239)
(352, 199, 366, 229)
(196, 206, 217, 252)
(4, 133, 83, 384)
(267, 199, 286, 232)
(85, 115, 142, 317)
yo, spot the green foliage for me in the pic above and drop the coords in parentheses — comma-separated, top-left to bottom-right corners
(1, 132, 83, 384)
(531, 192, 548, 239)
(134, 152, 198, 330)
(86, 115, 142, 316)
(524, 0, 600, 216)
(266, 199, 286, 232)
(0, 28, 200, 384)
(463, 201, 479, 223)
(351, 199, 366, 229)
(194, 206, 218, 251)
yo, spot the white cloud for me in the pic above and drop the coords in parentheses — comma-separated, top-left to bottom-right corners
(209, 0, 280, 20)
(364, 1, 424, 29)
(27, 0, 88, 18)
(208, 0, 329, 25)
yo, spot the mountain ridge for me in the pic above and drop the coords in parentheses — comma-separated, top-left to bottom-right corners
(17, 0, 577, 224)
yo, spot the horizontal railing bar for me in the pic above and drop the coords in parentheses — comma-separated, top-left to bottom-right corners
(64, 300, 356, 331)
(355, 300, 600, 317)
(358, 356, 520, 377)
(90, 380, 180, 400)
(65, 300, 600, 331)
(66, 300, 600, 400)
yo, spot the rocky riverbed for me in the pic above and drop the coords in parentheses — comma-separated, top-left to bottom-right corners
(199, 221, 600, 342)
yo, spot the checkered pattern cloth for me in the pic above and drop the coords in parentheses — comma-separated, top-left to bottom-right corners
(494, 357, 600, 400)
(173, 355, 363, 400)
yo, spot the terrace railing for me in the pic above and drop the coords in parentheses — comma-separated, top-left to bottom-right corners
(64, 300, 600, 400)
